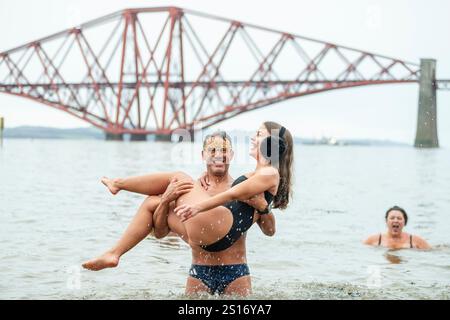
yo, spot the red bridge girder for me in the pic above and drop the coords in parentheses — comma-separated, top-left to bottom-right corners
(0, 7, 421, 135)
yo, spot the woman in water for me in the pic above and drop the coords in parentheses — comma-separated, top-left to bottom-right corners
(364, 206, 431, 249)
(83, 122, 294, 295)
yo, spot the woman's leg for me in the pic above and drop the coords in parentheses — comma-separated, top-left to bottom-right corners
(101, 172, 180, 196)
(82, 196, 161, 271)
(181, 206, 233, 247)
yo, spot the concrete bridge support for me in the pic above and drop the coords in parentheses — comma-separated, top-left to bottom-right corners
(130, 134, 147, 141)
(154, 134, 172, 142)
(154, 129, 195, 142)
(415, 59, 439, 148)
(105, 133, 124, 141)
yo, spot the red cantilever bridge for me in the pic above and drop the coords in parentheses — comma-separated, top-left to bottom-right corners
(0, 7, 444, 146)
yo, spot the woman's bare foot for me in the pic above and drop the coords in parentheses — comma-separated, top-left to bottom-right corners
(82, 252, 120, 271)
(101, 177, 120, 195)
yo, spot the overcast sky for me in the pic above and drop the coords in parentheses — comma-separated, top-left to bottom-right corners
(1, 0, 449, 146)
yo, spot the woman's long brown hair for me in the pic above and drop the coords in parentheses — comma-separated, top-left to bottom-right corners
(263, 121, 294, 210)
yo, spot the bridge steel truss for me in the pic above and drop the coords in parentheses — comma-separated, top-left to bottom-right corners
(0, 7, 423, 140)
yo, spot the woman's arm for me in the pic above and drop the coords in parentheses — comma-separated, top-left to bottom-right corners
(242, 192, 269, 212)
(363, 234, 378, 246)
(175, 169, 278, 220)
(414, 236, 432, 249)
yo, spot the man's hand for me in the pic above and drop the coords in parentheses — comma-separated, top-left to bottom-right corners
(161, 178, 194, 203)
(243, 193, 269, 212)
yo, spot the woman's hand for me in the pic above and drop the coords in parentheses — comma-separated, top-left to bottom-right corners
(174, 204, 201, 222)
(242, 193, 268, 212)
(198, 172, 210, 191)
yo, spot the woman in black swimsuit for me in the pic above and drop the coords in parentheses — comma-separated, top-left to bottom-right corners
(364, 206, 431, 249)
(171, 123, 292, 244)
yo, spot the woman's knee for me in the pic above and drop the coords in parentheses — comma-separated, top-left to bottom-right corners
(173, 171, 194, 182)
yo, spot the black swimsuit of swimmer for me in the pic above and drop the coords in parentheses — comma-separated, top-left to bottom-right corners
(378, 234, 413, 248)
(202, 175, 275, 252)
(189, 175, 275, 295)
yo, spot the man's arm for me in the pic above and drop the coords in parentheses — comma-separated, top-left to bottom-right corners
(257, 213, 276, 237)
(243, 193, 276, 236)
(153, 178, 194, 239)
(153, 198, 172, 239)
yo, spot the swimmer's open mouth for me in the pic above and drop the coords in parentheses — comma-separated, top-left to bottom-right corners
(212, 159, 226, 165)
(392, 224, 401, 231)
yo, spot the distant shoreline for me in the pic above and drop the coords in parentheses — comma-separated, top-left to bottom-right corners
(2, 126, 410, 147)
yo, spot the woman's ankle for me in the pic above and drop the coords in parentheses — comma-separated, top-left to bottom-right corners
(107, 248, 122, 258)
(113, 178, 123, 191)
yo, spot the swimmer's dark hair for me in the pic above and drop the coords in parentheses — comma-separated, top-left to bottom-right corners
(385, 206, 408, 225)
(202, 130, 233, 150)
(263, 122, 294, 210)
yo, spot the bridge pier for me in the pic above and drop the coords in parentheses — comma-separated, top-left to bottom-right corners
(153, 129, 195, 143)
(130, 134, 147, 141)
(105, 133, 124, 141)
(415, 59, 439, 148)
(154, 134, 172, 142)
(0, 116, 4, 147)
